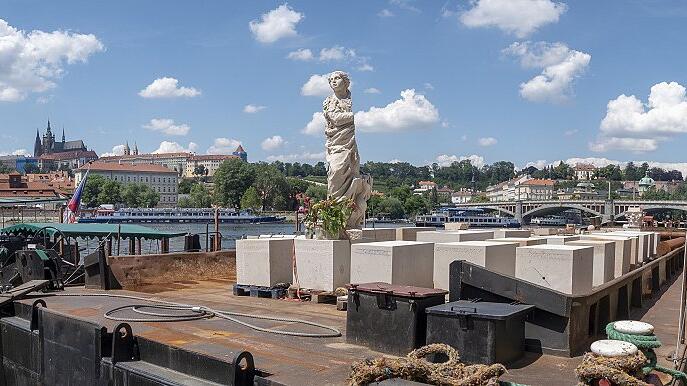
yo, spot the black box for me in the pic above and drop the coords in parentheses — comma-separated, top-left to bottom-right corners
(425, 300, 533, 364)
(346, 282, 447, 355)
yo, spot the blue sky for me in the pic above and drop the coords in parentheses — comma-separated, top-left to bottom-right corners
(1, 0, 687, 173)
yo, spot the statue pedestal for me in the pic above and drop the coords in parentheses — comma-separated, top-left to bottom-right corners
(236, 239, 293, 287)
(294, 239, 350, 292)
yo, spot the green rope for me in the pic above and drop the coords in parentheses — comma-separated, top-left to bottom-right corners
(605, 322, 687, 381)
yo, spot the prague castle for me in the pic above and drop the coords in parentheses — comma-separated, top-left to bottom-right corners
(33, 120, 88, 157)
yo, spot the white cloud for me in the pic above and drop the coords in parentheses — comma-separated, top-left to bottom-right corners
(564, 129, 579, 136)
(286, 48, 313, 61)
(357, 63, 374, 72)
(100, 144, 127, 157)
(355, 89, 439, 132)
(524, 159, 548, 169)
(0, 19, 104, 102)
(378, 9, 395, 17)
(249, 4, 303, 43)
(390, 0, 421, 13)
(424, 82, 434, 90)
(138, 77, 200, 98)
(590, 82, 687, 153)
(142, 118, 190, 136)
(436, 154, 485, 168)
(301, 74, 331, 96)
(389, 159, 402, 163)
(266, 151, 325, 162)
(302, 112, 326, 136)
(153, 141, 198, 154)
(261, 135, 286, 151)
(364, 87, 381, 94)
(565, 157, 687, 179)
(478, 137, 498, 146)
(243, 104, 266, 113)
(36, 95, 54, 104)
(207, 138, 242, 154)
(319, 46, 356, 61)
(0, 148, 31, 156)
(504, 41, 591, 103)
(460, 0, 567, 38)
(460, 134, 468, 141)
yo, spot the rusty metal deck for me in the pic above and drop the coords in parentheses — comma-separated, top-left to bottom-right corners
(17, 273, 687, 386)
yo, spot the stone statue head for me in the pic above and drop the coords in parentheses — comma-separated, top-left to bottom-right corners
(328, 71, 350, 94)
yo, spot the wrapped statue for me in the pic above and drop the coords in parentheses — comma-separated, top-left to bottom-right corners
(323, 71, 372, 229)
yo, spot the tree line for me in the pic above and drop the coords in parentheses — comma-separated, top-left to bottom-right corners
(81, 175, 160, 208)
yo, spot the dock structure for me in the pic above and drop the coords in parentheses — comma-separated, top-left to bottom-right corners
(0, 225, 684, 385)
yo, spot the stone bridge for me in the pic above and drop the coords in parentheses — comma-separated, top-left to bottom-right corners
(458, 200, 687, 224)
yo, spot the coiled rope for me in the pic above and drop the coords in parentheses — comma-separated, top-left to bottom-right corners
(37, 292, 342, 338)
(605, 322, 687, 382)
(348, 343, 509, 386)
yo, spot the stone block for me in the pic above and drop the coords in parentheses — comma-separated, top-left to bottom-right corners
(360, 227, 397, 242)
(545, 235, 580, 245)
(487, 237, 548, 247)
(581, 235, 632, 278)
(294, 239, 351, 292)
(567, 240, 615, 286)
(444, 222, 469, 230)
(416, 230, 495, 243)
(236, 239, 294, 287)
(395, 226, 436, 241)
(492, 229, 532, 238)
(608, 232, 649, 263)
(350, 241, 434, 287)
(515, 245, 594, 294)
(533, 228, 558, 236)
(433, 241, 518, 289)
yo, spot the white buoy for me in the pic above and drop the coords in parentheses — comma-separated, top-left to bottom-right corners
(591, 340, 638, 357)
(613, 320, 654, 335)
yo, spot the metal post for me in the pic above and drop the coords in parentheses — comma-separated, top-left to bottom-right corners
(116, 224, 121, 256)
(214, 208, 220, 251)
(205, 223, 209, 252)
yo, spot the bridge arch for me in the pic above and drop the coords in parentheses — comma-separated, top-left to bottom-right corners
(616, 205, 687, 219)
(523, 203, 602, 219)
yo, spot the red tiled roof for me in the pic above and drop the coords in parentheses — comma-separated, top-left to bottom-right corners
(100, 152, 191, 161)
(521, 178, 555, 186)
(190, 154, 239, 161)
(39, 150, 98, 161)
(0, 176, 63, 198)
(77, 162, 178, 174)
(574, 163, 597, 171)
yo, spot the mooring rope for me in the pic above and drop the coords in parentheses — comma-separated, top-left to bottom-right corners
(38, 292, 342, 338)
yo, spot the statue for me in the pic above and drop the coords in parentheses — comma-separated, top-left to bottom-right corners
(323, 71, 372, 230)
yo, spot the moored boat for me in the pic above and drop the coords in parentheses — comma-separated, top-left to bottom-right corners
(78, 207, 285, 224)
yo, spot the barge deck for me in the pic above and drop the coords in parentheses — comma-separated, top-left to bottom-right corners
(14, 268, 686, 386)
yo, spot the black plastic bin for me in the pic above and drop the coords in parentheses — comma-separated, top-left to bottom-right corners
(347, 282, 447, 355)
(425, 300, 534, 365)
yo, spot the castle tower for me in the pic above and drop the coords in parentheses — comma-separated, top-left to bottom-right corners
(33, 129, 42, 157)
(42, 120, 55, 154)
(232, 145, 247, 162)
(133, 142, 139, 155)
(61, 127, 65, 143)
(124, 141, 131, 156)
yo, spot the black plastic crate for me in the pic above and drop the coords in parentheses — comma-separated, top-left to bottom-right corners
(425, 300, 533, 365)
(346, 282, 447, 356)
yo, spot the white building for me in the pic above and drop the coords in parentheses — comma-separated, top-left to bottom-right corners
(451, 189, 476, 204)
(75, 162, 179, 207)
(486, 175, 555, 202)
(98, 152, 190, 177)
(184, 154, 240, 177)
(413, 180, 437, 195)
(574, 163, 597, 180)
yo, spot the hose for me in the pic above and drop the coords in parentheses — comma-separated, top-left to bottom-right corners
(36, 292, 342, 338)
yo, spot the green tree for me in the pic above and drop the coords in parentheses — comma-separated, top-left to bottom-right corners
(404, 195, 428, 217)
(642, 187, 671, 200)
(177, 197, 193, 208)
(0, 163, 13, 174)
(213, 159, 255, 208)
(424, 187, 439, 210)
(23, 163, 40, 174)
(379, 197, 405, 219)
(469, 194, 490, 203)
(240, 186, 261, 210)
(389, 186, 412, 203)
(366, 195, 383, 217)
(189, 184, 212, 207)
(97, 179, 121, 205)
(624, 162, 639, 181)
(81, 174, 106, 208)
(139, 185, 160, 207)
(193, 165, 207, 177)
(178, 178, 197, 194)
(252, 163, 289, 210)
(305, 184, 328, 202)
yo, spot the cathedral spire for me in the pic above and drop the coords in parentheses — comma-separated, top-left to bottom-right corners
(46, 119, 51, 133)
(61, 127, 65, 142)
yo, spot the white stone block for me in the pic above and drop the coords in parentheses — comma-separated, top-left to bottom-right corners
(360, 227, 397, 242)
(294, 239, 351, 292)
(444, 222, 469, 230)
(545, 235, 580, 245)
(236, 239, 294, 287)
(581, 235, 632, 278)
(433, 241, 518, 289)
(567, 240, 615, 286)
(515, 245, 594, 294)
(492, 229, 532, 238)
(487, 237, 548, 247)
(350, 241, 434, 287)
(533, 228, 558, 236)
(416, 230, 495, 243)
(395, 226, 436, 241)
(608, 232, 649, 262)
